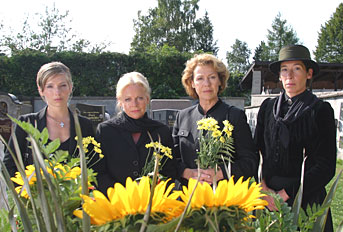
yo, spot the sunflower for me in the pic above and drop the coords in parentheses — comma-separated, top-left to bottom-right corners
(74, 176, 185, 226)
(11, 162, 82, 198)
(177, 177, 268, 231)
(180, 176, 267, 212)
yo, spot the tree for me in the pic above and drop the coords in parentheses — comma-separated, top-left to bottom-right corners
(1, 4, 109, 55)
(253, 41, 270, 61)
(226, 39, 251, 74)
(131, 0, 217, 54)
(314, 3, 343, 62)
(193, 11, 218, 55)
(253, 13, 300, 61)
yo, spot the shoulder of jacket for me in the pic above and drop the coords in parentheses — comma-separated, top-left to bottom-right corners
(178, 105, 197, 116)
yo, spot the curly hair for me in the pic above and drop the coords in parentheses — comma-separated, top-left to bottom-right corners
(181, 53, 229, 99)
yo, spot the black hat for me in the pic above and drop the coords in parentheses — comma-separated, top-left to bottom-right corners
(269, 45, 319, 76)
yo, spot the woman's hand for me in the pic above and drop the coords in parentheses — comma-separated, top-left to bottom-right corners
(181, 168, 213, 183)
(261, 179, 278, 211)
(277, 188, 290, 202)
(201, 168, 224, 185)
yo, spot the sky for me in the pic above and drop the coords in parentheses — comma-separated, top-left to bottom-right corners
(1, 0, 342, 61)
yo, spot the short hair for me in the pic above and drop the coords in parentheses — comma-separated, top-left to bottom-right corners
(116, 72, 151, 109)
(36, 62, 73, 91)
(181, 54, 229, 99)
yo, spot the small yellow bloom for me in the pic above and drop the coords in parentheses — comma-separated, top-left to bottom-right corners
(220, 136, 225, 143)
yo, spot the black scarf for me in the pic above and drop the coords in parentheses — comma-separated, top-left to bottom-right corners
(109, 112, 164, 133)
(272, 90, 320, 149)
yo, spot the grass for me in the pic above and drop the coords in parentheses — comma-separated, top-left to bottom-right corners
(326, 159, 343, 231)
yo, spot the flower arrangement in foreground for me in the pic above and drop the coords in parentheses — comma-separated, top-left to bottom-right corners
(196, 117, 234, 169)
(73, 176, 185, 230)
(177, 176, 268, 232)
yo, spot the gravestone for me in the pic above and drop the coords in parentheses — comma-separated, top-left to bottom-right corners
(0, 92, 32, 142)
(152, 109, 179, 130)
(74, 103, 105, 133)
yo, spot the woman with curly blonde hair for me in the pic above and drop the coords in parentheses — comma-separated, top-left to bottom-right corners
(173, 53, 257, 186)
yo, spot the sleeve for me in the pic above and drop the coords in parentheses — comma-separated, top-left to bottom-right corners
(92, 124, 116, 194)
(171, 112, 187, 178)
(3, 115, 31, 177)
(253, 99, 270, 180)
(222, 108, 258, 181)
(158, 126, 184, 180)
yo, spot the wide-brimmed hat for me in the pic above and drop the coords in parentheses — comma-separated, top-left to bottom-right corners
(269, 44, 319, 76)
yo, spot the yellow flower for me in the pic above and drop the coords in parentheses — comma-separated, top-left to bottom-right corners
(220, 136, 225, 143)
(74, 176, 185, 225)
(179, 176, 267, 213)
(197, 117, 219, 131)
(211, 130, 221, 138)
(145, 142, 173, 159)
(11, 162, 82, 198)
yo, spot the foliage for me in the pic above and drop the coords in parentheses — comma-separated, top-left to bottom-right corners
(0, 47, 190, 98)
(226, 39, 251, 74)
(253, 13, 300, 61)
(131, 0, 217, 54)
(0, 114, 99, 231)
(314, 3, 343, 62)
(326, 160, 343, 230)
(253, 193, 297, 232)
(221, 71, 249, 98)
(0, 4, 109, 56)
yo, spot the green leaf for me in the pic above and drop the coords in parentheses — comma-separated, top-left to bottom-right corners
(312, 170, 342, 232)
(40, 127, 49, 145)
(292, 155, 307, 226)
(0, 160, 33, 232)
(73, 111, 91, 232)
(43, 138, 60, 155)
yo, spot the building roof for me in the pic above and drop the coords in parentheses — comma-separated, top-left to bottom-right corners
(240, 61, 343, 90)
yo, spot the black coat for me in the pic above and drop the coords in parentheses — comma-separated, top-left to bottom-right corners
(254, 96, 336, 231)
(94, 117, 180, 194)
(172, 99, 258, 185)
(4, 107, 94, 177)
(255, 97, 336, 205)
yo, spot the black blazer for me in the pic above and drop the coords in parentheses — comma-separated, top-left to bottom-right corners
(4, 107, 94, 177)
(94, 117, 180, 194)
(172, 99, 258, 185)
(254, 97, 336, 207)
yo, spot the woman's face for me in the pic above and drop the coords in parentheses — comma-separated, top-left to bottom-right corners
(279, 60, 313, 98)
(119, 84, 149, 119)
(39, 74, 72, 108)
(192, 64, 221, 102)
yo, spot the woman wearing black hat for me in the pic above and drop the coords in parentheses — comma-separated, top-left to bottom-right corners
(254, 45, 336, 231)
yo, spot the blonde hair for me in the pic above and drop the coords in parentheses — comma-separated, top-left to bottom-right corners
(182, 54, 229, 99)
(36, 61, 73, 91)
(116, 72, 151, 110)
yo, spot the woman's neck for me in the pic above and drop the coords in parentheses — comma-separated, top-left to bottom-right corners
(46, 106, 69, 120)
(199, 98, 219, 114)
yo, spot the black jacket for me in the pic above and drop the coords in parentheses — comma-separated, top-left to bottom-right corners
(94, 117, 181, 194)
(172, 99, 258, 185)
(254, 96, 336, 207)
(4, 107, 94, 177)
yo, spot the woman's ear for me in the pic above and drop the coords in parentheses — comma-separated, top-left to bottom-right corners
(307, 68, 313, 80)
(38, 86, 43, 97)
